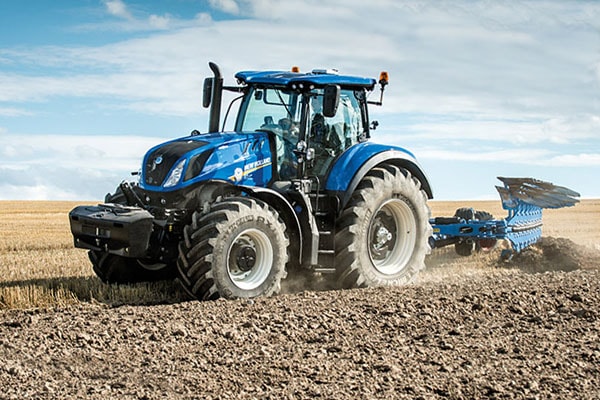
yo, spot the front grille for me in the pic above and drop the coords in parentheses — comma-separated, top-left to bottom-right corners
(144, 140, 207, 186)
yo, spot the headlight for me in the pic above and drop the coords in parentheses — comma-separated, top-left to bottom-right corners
(163, 159, 186, 188)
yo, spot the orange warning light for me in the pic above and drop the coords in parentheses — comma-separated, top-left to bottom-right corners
(379, 71, 389, 85)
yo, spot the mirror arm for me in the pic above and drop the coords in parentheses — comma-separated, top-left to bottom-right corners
(223, 86, 245, 93)
(367, 77, 388, 106)
(367, 86, 386, 106)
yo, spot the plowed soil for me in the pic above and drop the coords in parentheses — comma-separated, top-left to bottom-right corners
(1, 237, 599, 399)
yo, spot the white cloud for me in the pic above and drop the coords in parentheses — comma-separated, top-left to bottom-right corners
(104, 0, 133, 20)
(0, 107, 31, 117)
(548, 153, 600, 167)
(206, 0, 313, 18)
(81, 1, 206, 32)
(2, 144, 18, 158)
(148, 14, 171, 29)
(541, 115, 600, 143)
(209, 0, 240, 15)
(410, 146, 600, 168)
(416, 147, 552, 164)
(0, 133, 167, 168)
(376, 113, 600, 147)
(2, 0, 596, 123)
(0, 134, 171, 200)
(0, 71, 204, 116)
(0, 183, 82, 201)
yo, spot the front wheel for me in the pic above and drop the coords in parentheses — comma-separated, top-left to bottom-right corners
(88, 186, 176, 284)
(335, 165, 432, 288)
(177, 197, 289, 300)
(89, 251, 175, 284)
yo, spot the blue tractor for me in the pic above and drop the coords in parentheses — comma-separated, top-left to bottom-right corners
(69, 62, 434, 300)
(69, 62, 579, 300)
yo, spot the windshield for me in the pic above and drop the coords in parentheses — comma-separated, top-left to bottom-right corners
(238, 88, 301, 132)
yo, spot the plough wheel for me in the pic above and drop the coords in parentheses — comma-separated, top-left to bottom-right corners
(453, 208, 497, 256)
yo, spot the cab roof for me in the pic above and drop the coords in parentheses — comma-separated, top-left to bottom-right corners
(235, 70, 376, 90)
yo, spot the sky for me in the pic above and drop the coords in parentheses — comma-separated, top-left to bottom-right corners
(0, 0, 599, 201)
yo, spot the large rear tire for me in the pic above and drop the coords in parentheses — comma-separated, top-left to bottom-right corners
(335, 165, 431, 288)
(177, 197, 289, 300)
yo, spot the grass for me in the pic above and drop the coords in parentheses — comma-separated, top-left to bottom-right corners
(1, 199, 598, 310)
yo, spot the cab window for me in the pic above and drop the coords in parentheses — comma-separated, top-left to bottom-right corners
(308, 89, 364, 176)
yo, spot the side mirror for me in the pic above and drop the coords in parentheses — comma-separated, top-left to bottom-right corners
(202, 77, 213, 108)
(322, 84, 340, 118)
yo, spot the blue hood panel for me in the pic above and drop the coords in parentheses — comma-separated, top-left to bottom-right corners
(140, 132, 273, 192)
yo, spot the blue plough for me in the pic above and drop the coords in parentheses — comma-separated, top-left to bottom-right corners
(430, 177, 580, 259)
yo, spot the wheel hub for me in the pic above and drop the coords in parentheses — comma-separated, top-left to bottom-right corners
(236, 246, 256, 272)
(374, 226, 393, 250)
(370, 212, 397, 260)
(227, 229, 274, 291)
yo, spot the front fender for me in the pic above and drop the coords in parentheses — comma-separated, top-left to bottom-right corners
(240, 185, 303, 264)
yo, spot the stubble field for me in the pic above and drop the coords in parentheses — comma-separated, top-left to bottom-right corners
(0, 199, 599, 399)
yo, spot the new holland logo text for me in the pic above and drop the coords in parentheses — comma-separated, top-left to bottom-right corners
(230, 157, 272, 182)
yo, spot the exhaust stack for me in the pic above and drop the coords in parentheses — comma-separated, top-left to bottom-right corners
(207, 62, 223, 133)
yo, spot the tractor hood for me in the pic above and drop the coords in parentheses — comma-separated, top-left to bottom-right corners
(140, 131, 273, 192)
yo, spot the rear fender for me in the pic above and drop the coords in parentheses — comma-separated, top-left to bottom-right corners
(325, 143, 433, 209)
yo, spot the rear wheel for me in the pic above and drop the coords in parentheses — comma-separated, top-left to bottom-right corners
(177, 197, 289, 300)
(335, 165, 432, 288)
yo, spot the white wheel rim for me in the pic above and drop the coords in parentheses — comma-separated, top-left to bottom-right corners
(227, 228, 273, 290)
(368, 198, 417, 275)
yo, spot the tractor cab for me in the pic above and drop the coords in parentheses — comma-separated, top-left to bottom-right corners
(207, 65, 382, 185)
(233, 85, 367, 181)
